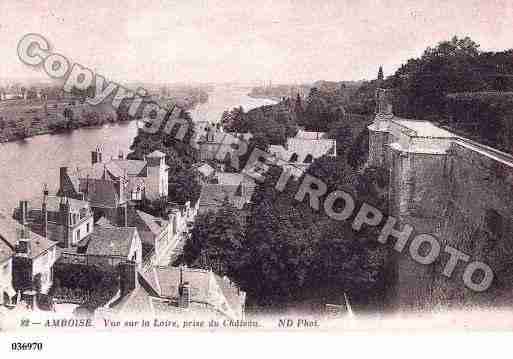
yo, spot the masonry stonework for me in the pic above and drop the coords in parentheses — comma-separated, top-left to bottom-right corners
(368, 93, 513, 311)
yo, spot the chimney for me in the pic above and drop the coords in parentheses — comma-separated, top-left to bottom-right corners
(15, 223, 31, 257)
(42, 185, 48, 238)
(59, 197, 71, 247)
(59, 167, 68, 195)
(119, 261, 136, 297)
(91, 145, 102, 165)
(19, 200, 29, 226)
(178, 266, 191, 308)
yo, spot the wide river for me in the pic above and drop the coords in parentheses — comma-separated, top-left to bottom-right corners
(0, 84, 276, 214)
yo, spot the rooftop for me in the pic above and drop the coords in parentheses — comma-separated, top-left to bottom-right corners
(84, 224, 137, 258)
(392, 119, 454, 138)
(0, 213, 57, 259)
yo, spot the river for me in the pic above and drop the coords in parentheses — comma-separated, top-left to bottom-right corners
(0, 84, 277, 214)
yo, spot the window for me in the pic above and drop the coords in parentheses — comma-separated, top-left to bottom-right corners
(485, 209, 503, 238)
(86, 223, 90, 233)
(289, 153, 298, 162)
(304, 154, 313, 163)
(76, 229, 81, 242)
(2, 263, 9, 276)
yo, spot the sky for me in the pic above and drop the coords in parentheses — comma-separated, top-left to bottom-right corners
(0, 0, 512, 85)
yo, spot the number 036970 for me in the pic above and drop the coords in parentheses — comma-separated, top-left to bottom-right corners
(11, 342, 43, 351)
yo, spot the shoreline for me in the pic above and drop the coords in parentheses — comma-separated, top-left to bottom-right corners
(0, 120, 136, 145)
(246, 93, 283, 102)
(0, 97, 208, 145)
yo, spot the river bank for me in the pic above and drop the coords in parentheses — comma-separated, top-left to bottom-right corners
(246, 93, 283, 102)
(0, 95, 208, 144)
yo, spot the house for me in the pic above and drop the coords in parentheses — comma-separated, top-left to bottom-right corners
(196, 125, 252, 162)
(18, 192, 94, 247)
(268, 131, 336, 177)
(57, 147, 169, 225)
(112, 266, 246, 320)
(15, 187, 144, 271)
(295, 130, 326, 140)
(198, 172, 256, 213)
(191, 162, 216, 183)
(127, 209, 177, 267)
(0, 240, 15, 307)
(79, 223, 142, 270)
(0, 212, 58, 294)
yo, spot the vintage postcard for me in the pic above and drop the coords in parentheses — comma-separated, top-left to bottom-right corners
(1, 0, 513, 353)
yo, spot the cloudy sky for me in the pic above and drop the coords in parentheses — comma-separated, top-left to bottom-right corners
(0, 0, 512, 84)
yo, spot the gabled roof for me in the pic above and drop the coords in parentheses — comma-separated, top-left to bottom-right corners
(110, 284, 154, 315)
(111, 159, 147, 176)
(95, 216, 112, 226)
(86, 179, 122, 208)
(74, 162, 124, 181)
(0, 213, 57, 259)
(85, 224, 137, 258)
(26, 195, 89, 213)
(191, 163, 215, 178)
(127, 209, 168, 246)
(198, 185, 248, 210)
(142, 266, 245, 318)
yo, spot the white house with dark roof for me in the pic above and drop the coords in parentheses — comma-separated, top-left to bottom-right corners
(268, 131, 336, 178)
(0, 212, 58, 295)
(80, 223, 142, 269)
(18, 191, 94, 247)
(127, 209, 178, 267)
(198, 172, 256, 213)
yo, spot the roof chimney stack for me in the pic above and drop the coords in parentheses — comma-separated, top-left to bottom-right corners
(92, 145, 102, 165)
(42, 184, 48, 239)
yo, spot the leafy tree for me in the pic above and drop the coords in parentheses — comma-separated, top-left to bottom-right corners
(183, 202, 246, 275)
(327, 121, 352, 157)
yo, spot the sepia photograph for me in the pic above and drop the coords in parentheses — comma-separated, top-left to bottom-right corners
(1, 0, 513, 356)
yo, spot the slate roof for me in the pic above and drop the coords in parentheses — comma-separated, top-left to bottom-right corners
(74, 162, 124, 181)
(26, 195, 89, 213)
(111, 159, 147, 176)
(127, 209, 168, 246)
(142, 266, 245, 318)
(191, 163, 215, 178)
(0, 213, 57, 260)
(114, 267, 245, 319)
(86, 179, 123, 208)
(392, 119, 454, 138)
(85, 224, 137, 257)
(111, 284, 154, 315)
(198, 185, 248, 210)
